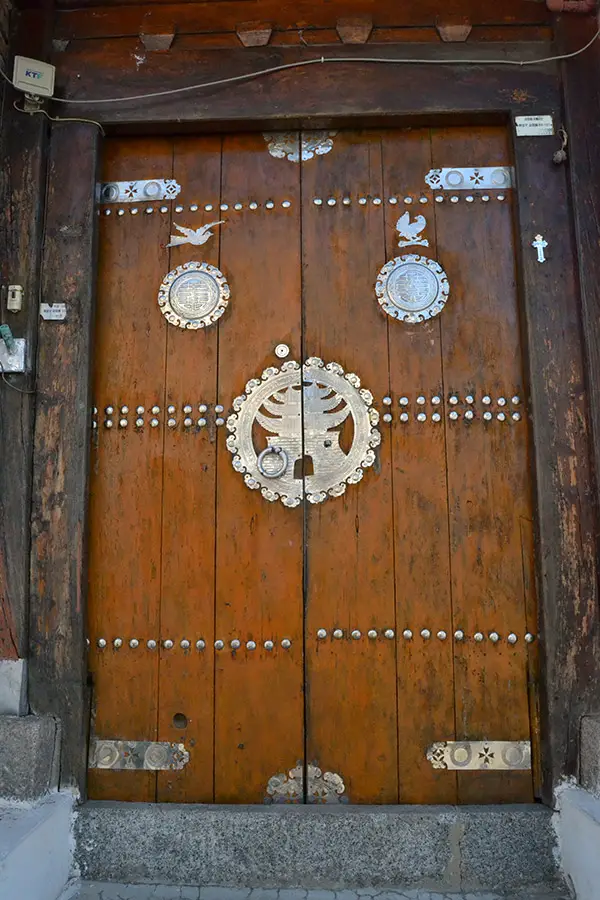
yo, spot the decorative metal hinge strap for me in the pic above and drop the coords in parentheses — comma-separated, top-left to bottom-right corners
(426, 740, 531, 770)
(89, 738, 190, 770)
(97, 179, 181, 204)
(424, 167, 514, 191)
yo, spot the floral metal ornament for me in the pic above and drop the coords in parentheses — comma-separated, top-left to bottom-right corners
(263, 131, 337, 163)
(226, 357, 380, 507)
(265, 763, 347, 804)
(158, 261, 230, 329)
(426, 740, 531, 771)
(375, 254, 449, 324)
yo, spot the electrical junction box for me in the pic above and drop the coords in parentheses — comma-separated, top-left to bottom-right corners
(12, 56, 56, 98)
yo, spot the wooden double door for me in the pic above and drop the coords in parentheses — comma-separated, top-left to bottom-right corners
(88, 126, 539, 804)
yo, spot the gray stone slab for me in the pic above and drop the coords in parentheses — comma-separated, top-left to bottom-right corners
(580, 715, 600, 797)
(0, 714, 60, 800)
(0, 659, 27, 715)
(73, 804, 456, 889)
(457, 806, 560, 891)
(60, 886, 571, 900)
(72, 802, 561, 893)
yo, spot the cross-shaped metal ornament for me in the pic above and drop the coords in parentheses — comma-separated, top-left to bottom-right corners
(532, 234, 548, 263)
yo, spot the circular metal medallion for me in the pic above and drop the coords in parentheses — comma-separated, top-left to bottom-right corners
(227, 358, 381, 507)
(375, 254, 449, 323)
(158, 261, 230, 329)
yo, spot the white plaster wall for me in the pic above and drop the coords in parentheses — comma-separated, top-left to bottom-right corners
(0, 792, 74, 900)
(555, 785, 600, 900)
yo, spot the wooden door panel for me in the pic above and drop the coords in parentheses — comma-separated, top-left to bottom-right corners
(302, 131, 399, 804)
(88, 126, 539, 806)
(88, 138, 173, 801)
(381, 130, 457, 804)
(214, 133, 304, 803)
(156, 137, 222, 802)
(431, 126, 536, 802)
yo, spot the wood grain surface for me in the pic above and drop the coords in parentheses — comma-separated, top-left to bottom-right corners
(89, 126, 539, 803)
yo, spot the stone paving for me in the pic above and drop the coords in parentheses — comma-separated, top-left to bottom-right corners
(60, 883, 571, 900)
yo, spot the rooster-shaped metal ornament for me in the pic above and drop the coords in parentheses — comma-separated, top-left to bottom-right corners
(166, 220, 225, 248)
(396, 212, 429, 248)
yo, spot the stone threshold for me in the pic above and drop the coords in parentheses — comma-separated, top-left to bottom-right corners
(74, 802, 563, 893)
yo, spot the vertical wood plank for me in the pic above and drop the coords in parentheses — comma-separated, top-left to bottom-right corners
(303, 130, 398, 804)
(512, 111, 600, 800)
(0, 9, 51, 661)
(29, 122, 99, 794)
(382, 129, 457, 804)
(432, 125, 534, 802)
(87, 138, 172, 801)
(214, 133, 304, 803)
(157, 136, 221, 802)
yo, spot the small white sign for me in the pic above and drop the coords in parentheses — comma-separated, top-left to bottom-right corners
(40, 303, 67, 321)
(515, 115, 554, 137)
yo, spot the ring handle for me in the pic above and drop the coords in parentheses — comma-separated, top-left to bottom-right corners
(257, 446, 288, 479)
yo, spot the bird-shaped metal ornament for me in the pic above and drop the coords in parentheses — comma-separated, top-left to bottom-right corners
(166, 220, 225, 248)
(396, 212, 429, 248)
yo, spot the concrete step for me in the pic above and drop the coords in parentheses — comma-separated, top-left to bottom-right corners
(61, 884, 571, 900)
(73, 802, 564, 895)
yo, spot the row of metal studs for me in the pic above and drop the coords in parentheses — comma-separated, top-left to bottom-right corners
(94, 631, 536, 650)
(95, 405, 226, 430)
(313, 194, 506, 207)
(317, 628, 535, 643)
(98, 193, 508, 217)
(382, 394, 521, 406)
(95, 637, 291, 650)
(381, 411, 521, 422)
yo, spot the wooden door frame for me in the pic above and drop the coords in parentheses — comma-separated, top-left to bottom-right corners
(28, 53, 600, 803)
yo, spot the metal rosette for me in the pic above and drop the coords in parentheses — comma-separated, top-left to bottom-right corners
(157, 260, 230, 329)
(375, 254, 449, 324)
(226, 357, 381, 507)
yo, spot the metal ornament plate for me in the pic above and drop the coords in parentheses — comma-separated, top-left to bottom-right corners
(263, 131, 337, 162)
(89, 739, 190, 771)
(426, 740, 531, 771)
(265, 763, 347, 804)
(375, 254, 449, 323)
(227, 357, 380, 507)
(97, 179, 181, 204)
(424, 167, 514, 190)
(158, 261, 230, 329)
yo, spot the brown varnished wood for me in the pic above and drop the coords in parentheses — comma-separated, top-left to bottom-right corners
(214, 133, 303, 803)
(381, 130, 456, 804)
(431, 125, 535, 802)
(156, 137, 222, 802)
(50, 42, 559, 127)
(29, 122, 99, 796)
(302, 131, 398, 803)
(54, 0, 551, 33)
(87, 138, 172, 801)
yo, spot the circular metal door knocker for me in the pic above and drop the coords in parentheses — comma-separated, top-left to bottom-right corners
(375, 254, 449, 323)
(227, 357, 381, 507)
(158, 261, 230, 329)
(257, 446, 289, 479)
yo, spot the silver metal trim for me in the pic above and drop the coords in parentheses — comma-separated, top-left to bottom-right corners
(89, 739, 190, 770)
(426, 740, 531, 771)
(424, 167, 514, 191)
(97, 179, 181, 204)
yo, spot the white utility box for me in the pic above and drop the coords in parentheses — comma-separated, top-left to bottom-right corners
(12, 56, 56, 98)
